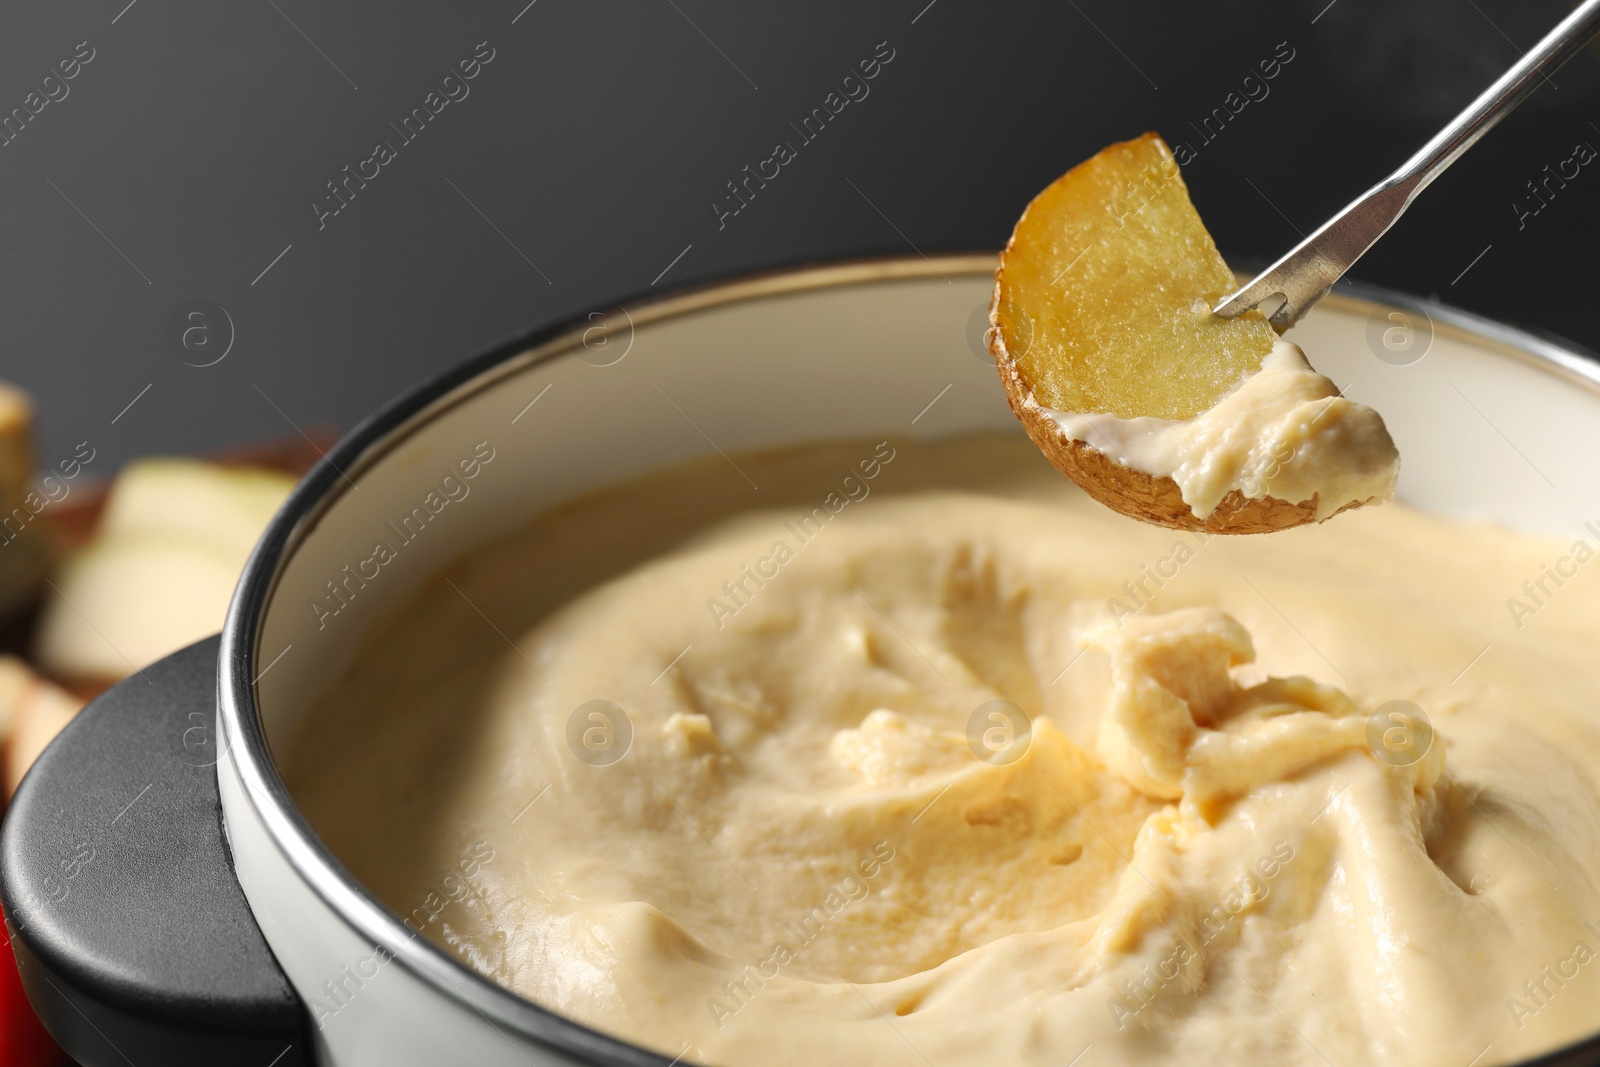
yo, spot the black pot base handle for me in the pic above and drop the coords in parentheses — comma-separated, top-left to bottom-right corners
(1, 636, 309, 1066)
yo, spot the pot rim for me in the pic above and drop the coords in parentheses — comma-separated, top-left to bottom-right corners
(218, 252, 1600, 1067)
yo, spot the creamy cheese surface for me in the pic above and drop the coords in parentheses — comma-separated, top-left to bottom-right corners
(288, 435, 1600, 1067)
(1044, 341, 1401, 520)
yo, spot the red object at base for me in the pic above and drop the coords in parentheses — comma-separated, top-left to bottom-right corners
(0, 898, 63, 1067)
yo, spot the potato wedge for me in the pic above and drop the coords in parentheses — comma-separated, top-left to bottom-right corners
(990, 133, 1371, 534)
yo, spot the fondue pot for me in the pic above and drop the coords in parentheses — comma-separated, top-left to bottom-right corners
(5, 256, 1600, 1067)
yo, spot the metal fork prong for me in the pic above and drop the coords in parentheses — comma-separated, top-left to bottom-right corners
(1214, 179, 1415, 332)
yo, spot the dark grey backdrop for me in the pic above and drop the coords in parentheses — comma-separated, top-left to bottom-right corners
(4, 0, 1598, 472)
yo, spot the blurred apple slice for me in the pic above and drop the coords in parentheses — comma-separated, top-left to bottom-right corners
(32, 458, 294, 685)
(0, 384, 50, 623)
(33, 535, 249, 683)
(1, 655, 84, 800)
(0, 386, 31, 512)
(96, 458, 296, 550)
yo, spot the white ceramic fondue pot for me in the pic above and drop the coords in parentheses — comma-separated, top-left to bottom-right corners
(6, 255, 1600, 1067)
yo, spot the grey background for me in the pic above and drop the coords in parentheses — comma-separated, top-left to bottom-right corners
(3, 0, 1598, 472)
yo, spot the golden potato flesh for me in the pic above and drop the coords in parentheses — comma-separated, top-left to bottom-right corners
(994, 133, 1276, 420)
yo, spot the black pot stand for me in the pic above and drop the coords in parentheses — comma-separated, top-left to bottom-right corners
(0, 637, 308, 1066)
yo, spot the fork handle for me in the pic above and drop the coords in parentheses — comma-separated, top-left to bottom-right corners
(1215, 0, 1600, 331)
(1400, 0, 1600, 198)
